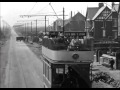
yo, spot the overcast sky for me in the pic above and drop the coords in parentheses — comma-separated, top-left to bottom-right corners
(0, 2, 114, 27)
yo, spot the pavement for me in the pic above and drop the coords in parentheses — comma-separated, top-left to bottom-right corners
(0, 29, 43, 88)
(92, 61, 120, 82)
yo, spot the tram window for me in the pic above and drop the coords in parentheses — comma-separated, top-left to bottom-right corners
(43, 62, 45, 75)
(49, 67, 51, 82)
(44, 63, 46, 76)
(46, 65, 49, 80)
(53, 68, 64, 84)
(56, 68, 64, 74)
(47, 66, 49, 80)
(65, 65, 68, 74)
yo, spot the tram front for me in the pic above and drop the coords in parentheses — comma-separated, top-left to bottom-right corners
(42, 31, 94, 88)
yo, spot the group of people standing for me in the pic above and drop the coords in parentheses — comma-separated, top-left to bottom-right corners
(43, 32, 85, 50)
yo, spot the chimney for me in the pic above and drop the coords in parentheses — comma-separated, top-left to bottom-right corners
(112, 2, 114, 8)
(99, 3, 104, 8)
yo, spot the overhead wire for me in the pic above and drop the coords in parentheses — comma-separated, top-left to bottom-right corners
(35, 3, 50, 15)
(36, 11, 63, 15)
(49, 2, 59, 19)
(27, 2, 38, 14)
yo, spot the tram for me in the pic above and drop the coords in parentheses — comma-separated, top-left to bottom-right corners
(42, 31, 94, 88)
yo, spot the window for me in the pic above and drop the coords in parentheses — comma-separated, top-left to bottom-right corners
(56, 68, 64, 74)
(53, 68, 64, 84)
(103, 29, 106, 37)
(113, 19, 118, 27)
(49, 67, 51, 82)
(44, 63, 46, 76)
(47, 66, 49, 80)
(43, 62, 45, 75)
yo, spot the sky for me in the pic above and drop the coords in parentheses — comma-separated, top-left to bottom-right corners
(0, 2, 114, 27)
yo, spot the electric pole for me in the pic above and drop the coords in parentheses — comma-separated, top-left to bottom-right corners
(45, 16, 46, 34)
(36, 19, 37, 36)
(20, 14, 68, 34)
(63, 7, 65, 35)
(31, 21, 32, 38)
(17, 19, 49, 37)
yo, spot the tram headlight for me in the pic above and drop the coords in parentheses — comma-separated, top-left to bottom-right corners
(72, 54, 79, 60)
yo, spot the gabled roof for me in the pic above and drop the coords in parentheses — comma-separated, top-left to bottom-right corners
(86, 7, 99, 20)
(118, 2, 120, 13)
(54, 12, 85, 28)
(92, 6, 107, 20)
(63, 12, 85, 26)
(72, 12, 85, 20)
(112, 4, 119, 12)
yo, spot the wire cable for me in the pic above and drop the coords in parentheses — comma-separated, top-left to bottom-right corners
(49, 2, 59, 19)
(27, 2, 38, 14)
(35, 3, 50, 15)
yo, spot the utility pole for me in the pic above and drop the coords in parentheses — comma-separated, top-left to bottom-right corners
(20, 14, 68, 34)
(31, 21, 32, 38)
(25, 23, 26, 37)
(63, 7, 65, 35)
(0, 16, 1, 36)
(18, 19, 49, 36)
(36, 19, 37, 36)
(3, 21, 4, 37)
(45, 16, 47, 34)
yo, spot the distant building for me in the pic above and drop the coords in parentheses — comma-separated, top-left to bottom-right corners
(53, 18, 63, 31)
(53, 12, 85, 32)
(64, 12, 85, 31)
(118, 2, 120, 36)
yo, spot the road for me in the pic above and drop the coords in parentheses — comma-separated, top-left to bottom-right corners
(0, 29, 43, 88)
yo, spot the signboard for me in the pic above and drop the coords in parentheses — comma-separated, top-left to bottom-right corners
(64, 32, 86, 37)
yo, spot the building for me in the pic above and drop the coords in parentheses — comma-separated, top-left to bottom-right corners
(53, 12, 85, 32)
(53, 18, 63, 31)
(86, 2, 119, 41)
(64, 12, 85, 31)
(85, 6, 99, 38)
(118, 2, 120, 36)
(106, 2, 119, 39)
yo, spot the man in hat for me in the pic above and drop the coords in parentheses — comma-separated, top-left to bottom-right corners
(109, 58, 115, 70)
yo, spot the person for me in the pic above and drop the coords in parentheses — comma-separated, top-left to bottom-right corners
(70, 38, 76, 46)
(109, 58, 115, 70)
(67, 37, 76, 51)
(43, 34, 48, 38)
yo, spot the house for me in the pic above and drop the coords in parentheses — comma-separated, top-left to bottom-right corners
(53, 12, 85, 32)
(86, 2, 119, 41)
(85, 7, 99, 38)
(53, 18, 63, 31)
(118, 2, 120, 36)
(106, 2, 119, 39)
(64, 12, 85, 31)
(86, 3, 113, 40)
